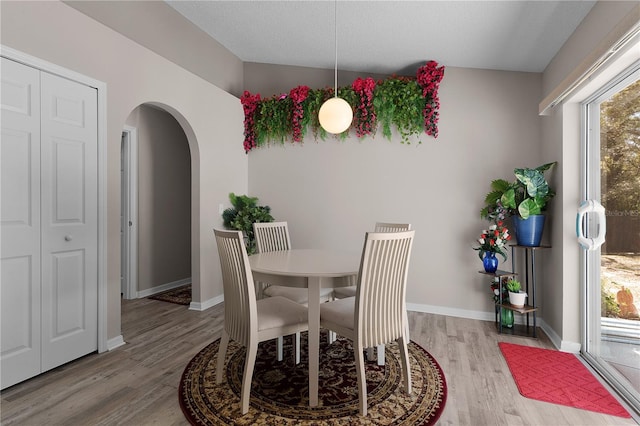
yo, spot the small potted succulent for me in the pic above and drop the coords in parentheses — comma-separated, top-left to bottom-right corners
(506, 278, 527, 308)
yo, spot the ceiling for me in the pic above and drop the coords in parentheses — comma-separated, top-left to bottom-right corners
(165, 0, 597, 75)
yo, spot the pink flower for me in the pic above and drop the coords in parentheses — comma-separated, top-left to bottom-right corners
(240, 91, 261, 153)
(416, 61, 445, 138)
(289, 86, 309, 143)
(352, 77, 376, 137)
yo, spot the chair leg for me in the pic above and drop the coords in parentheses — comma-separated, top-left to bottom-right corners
(366, 347, 375, 361)
(216, 331, 230, 384)
(241, 342, 258, 415)
(404, 309, 411, 341)
(328, 330, 336, 344)
(295, 332, 301, 364)
(376, 344, 385, 366)
(354, 342, 368, 416)
(397, 335, 412, 395)
(277, 336, 284, 361)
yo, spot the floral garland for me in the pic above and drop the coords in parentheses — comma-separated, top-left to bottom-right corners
(241, 61, 445, 153)
(352, 77, 377, 137)
(417, 60, 445, 138)
(289, 85, 309, 143)
(240, 91, 261, 152)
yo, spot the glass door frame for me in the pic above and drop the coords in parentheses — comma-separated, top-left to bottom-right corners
(580, 60, 640, 414)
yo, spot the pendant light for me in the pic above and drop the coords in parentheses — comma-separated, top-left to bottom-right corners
(319, 0, 353, 134)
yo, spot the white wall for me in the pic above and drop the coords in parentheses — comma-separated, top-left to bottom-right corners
(542, 1, 639, 105)
(64, 0, 244, 97)
(540, 1, 639, 350)
(1, 1, 247, 342)
(247, 66, 544, 320)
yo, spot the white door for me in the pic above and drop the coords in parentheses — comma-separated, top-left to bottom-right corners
(1, 57, 43, 388)
(0, 58, 98, 388)
(39, 71, 98, 371)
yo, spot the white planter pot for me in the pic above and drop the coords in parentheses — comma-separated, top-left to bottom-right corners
(508, 291, 528, 308)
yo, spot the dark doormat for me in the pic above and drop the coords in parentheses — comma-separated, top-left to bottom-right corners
(148, 284, 191, 305)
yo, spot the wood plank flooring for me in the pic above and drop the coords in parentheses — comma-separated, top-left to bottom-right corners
(1, 298, 637, 425)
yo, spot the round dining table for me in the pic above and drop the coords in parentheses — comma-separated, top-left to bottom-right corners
(249, 249, 360, 407)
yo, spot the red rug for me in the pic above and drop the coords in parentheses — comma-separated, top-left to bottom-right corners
(499, 342, 630, 417)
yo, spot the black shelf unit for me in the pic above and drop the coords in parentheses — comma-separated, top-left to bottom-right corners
(479, 253, 544, 338)
(479, 269, 521, 335)
(507, 244, 551, 338)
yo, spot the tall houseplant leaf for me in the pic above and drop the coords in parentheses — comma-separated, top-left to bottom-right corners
(222, 192, 274, 254)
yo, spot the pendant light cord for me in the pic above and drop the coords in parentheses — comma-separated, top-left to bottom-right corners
(333, 0, 338, 98)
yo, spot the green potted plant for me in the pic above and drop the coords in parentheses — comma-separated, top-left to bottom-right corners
(221, 193, 274, 254)
(480, 161, 557, 246)
(506, 278, 527, 308)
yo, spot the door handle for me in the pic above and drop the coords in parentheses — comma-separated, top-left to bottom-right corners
(576, 200, 606, 251)
(64, 235, 73, 242)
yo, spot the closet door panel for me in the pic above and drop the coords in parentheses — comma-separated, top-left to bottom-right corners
(40, 71, 98, 371)
(0, 58, 42, 389)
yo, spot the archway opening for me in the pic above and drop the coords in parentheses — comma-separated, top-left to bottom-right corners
(120, 103, 195, 334)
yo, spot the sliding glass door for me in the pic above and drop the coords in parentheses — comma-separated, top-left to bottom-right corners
(581, 63, 640, 414)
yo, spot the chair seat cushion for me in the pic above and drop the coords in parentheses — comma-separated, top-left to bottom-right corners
(319, 297, 355, 330)
(257, 296, 308, 331)
(264, 286, 333, 304)
(333, 286, 356, 299)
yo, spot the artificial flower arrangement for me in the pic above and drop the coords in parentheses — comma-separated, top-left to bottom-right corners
(240, 61, 445, 153)
(473, 221, 511, 261)
(490, 279, 507, 303)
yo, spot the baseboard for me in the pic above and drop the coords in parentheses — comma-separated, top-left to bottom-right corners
(530, 318, 580, 352)
(189, 294, 224, 311)
(559, 337, 581, 352)
(107, 335, 125, 351)
(137, 277, 191, 298)
(406, 302, 578, 351)
(407, 302, 495, 322)
(406, 302, 541, 324)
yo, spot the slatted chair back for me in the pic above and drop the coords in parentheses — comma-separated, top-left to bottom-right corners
(214, 228, 309, 414)
(214, 229, 257, 346)
(335, 223, 412, 290)
(355, 230, 415, 349)
(374, 222, 412, 232)
(253, 221, 291, 253)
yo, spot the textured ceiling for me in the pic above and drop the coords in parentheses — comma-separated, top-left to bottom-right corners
(165, 0, 596, 75)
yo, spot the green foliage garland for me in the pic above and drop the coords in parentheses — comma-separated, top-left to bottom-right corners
(373, 77, 425, 141)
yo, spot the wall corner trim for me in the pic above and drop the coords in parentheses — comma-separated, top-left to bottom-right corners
(106, 335, 126, 351)
(189, 295, 224, 312)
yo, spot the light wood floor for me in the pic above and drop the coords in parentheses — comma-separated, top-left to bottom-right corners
(1, 298, 637, 425)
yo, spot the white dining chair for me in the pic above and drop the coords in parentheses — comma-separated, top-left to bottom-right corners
(333, 222, 412, 365)
(253, 221, 333, 363)
(213, 229, 308, 415)
(320, 230, 415, 416)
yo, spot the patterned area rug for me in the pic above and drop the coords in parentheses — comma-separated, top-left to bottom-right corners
(179, 333, 447, 425)
(148, 285, 191, 305)
(499, 342, 630, 417)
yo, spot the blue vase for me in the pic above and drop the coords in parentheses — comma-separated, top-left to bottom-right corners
(512, 215, 545, 246)
(483, 252, 499, 273)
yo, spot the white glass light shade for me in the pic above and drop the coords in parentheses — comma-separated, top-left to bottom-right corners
(319, 97, 353, 134)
